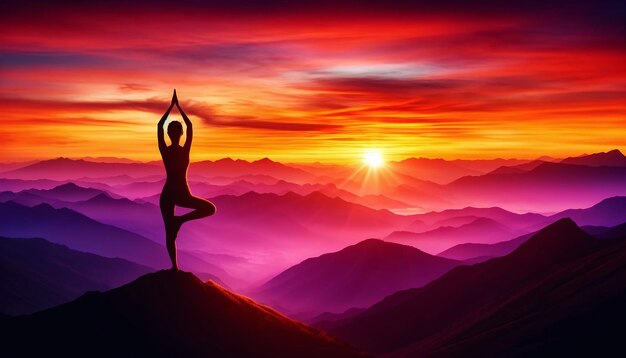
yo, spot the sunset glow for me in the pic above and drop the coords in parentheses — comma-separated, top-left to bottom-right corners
(0, 1, 624, 163)
(363, 149, 384, 168)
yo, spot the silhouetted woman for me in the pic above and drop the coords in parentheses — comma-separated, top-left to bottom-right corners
(158, 90, 216, 271)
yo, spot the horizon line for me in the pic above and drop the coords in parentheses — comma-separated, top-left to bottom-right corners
(1, 148, 624, 165)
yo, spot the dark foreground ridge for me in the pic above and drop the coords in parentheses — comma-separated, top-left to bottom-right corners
(323, 218, 626, 357)
(2, 270, 366, 357)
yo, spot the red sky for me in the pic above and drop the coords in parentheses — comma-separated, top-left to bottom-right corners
(1, 1, 624, 163)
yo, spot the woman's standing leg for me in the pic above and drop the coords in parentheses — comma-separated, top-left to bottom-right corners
(160, 192, 179, 271)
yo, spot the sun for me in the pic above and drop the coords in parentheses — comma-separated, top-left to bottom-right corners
(363, 149, 384, 168)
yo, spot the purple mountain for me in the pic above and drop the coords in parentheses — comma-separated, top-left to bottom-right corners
(12, 182, 109, 202)
(3, 270, 365, 357)
(437, 232, 534, 261)
(253, 239, 461, 318)
(385, 217, 519, 253)
(560, 149, 626, 167)
(439, 197, 626, 261)
(322, 218, 603, 355)
(409, 206, 546, 230)
(2, 157, 162, 180)
(447, 160, 626, 211)
(0, 236, 151, 315)
(548, 196, 626, 227)
(0, 201, 227, 281)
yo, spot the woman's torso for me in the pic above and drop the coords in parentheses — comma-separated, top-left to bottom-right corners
(161, 145, 190, 195)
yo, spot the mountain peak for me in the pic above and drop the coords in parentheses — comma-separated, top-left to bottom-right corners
(255, 239, 460, 316)
(355, 238, 386, 246)
(51, 182, 83, 191)
(561, 149, 626, 167)
(84, 192, 114, 202)
(592, 196, 626, 208)
(253, 157, 278, 165)
(350, 238, 427, 253)
(538, 217, 578, 232)
(6, 270, 364, 357)
(512, 218, 596, 261)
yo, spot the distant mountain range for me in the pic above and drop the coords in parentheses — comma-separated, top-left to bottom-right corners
(3, 182, 625, 285)
(387, 157, 483, 184)
(321, 218, 626, 356)
(0, 236, 151, 315)
(447, 160, 626, 211)
(385, 217, 520, 253)
(0, 201, 228, 281)
(0, 156, 319, 183)
(1, 157, 163, 180)
(560, 149, 626, 167)
(0, 184, 163, 239)
(252, 239, 461, 318)
(2, 150, 625, 213)
(437, 232, 534, 261)
(410, 206, 547, 230)
(436, 196, 626, 260)
(2, 270, 365, 357)
(1, 150, 625, 356)
(547, 195, 626, 227)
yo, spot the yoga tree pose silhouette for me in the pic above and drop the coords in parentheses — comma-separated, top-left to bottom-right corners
(158, 90, 216, 271)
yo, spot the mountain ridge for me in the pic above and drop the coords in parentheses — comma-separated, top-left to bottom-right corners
(253, 239, 461, 318)
(322, 218, 599, 354)
(3, 270, 366, 357)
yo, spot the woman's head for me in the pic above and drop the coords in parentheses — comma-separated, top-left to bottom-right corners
(167, 121, 183, 143)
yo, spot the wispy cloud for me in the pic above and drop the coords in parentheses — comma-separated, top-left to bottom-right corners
(0, 0, 624, 161)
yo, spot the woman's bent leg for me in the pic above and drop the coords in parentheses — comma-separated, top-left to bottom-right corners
(177, 195, 216, 224)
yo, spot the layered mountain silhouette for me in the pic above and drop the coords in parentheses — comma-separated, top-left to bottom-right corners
(322, 218, 625, 356)
(0, 236, 151, 315)
(389, 157, 482, 184)
(597, 222, 626, 239)
(0, 157, 318, 186)
(395, 234, 626, 357)
(407, 206, 546, 231)
(184, 191, 416, 267)
(1, 151, 624, 356)
(191, 157, 317, 183)
(438, 196, 626, 260)
(3, 270, 365, 357)
(560, 148, 626, 167)
(487, 160, 547, 175)
(0, 178, 63, 192)
(386, 217, 519, 253)
(1, 184, 162, 238)
(65, 192, 162, 238)
(547, 196, 626, 227)
(2, 157, 163, 180)
(211, 191, 408, 232)
(437, 232, 534, 261)
(0, 182, 113, 207)
(199, 179, 412, 210)
(14, 182, 109, 201)
(447, 160, 626, 211)
(0, 201, 227, 279)
(253, 239, 461, 318)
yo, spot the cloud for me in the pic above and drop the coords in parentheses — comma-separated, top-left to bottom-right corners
(119, 83, 151, 92)
(0, 97, 343, 132)
(0, 0, 623, 161)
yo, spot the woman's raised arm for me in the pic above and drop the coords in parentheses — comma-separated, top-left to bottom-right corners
(158, 90, 177, 152)
(176, 99, 193, 151)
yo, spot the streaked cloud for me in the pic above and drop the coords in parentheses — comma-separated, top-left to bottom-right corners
(0, 0, 624, 162)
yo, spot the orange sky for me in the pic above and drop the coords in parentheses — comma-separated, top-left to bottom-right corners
(1, 1, 625, 163)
